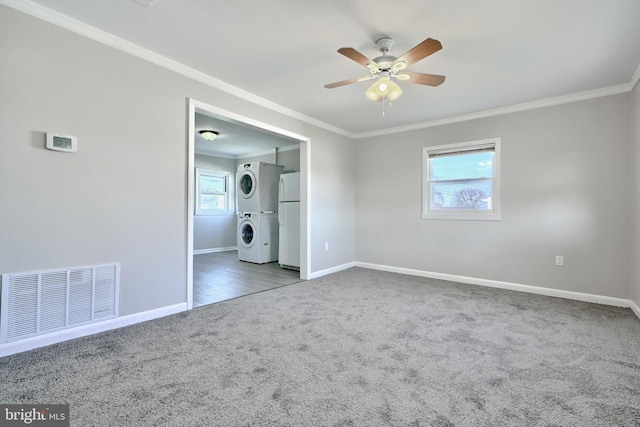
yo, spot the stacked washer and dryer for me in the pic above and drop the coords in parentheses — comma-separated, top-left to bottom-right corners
(236, 162, 284, 264)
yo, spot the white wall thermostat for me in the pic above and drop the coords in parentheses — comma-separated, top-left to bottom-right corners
(46, 132, 77, 152)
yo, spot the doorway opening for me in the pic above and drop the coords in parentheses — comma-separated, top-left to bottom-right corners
(187, 99, 311, 309)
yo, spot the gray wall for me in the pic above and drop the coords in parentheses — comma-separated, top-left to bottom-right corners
(633, 83, 640, 306)
(237, 152, 276, 165)
(193, 154, 237, 251)
(0, 6, 356, 316)
(355, 94, 634, 299)
(277, 147, 301, 173)
(312, 131, 356, 270)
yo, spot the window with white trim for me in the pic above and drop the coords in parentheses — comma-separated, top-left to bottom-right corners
(195, 168, 232, 215)
(422, 138, 501, 221)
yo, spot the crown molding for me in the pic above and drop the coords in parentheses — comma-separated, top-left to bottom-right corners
(631, 63, 640, 91)
(277, 143, 301, 153)
(354, 81, 635, 139)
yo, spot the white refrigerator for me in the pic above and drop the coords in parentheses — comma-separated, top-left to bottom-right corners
(278, 172, 300, 270)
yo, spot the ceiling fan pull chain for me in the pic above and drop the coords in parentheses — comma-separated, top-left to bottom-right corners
(382, 96, 394, 116)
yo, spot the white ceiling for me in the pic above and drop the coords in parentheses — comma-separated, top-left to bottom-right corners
(15, 0, 640, 139)
(195, 111, 299, 158)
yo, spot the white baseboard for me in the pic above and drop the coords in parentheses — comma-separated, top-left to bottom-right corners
(630, 300, 640, 319)
(308, 262, 356, 279)
(193, 246, 237, 255)
(356, 262, 639, 317)
(0, 303, 187, 358)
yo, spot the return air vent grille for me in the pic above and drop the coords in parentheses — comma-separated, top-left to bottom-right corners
(1, 264, 119, 343)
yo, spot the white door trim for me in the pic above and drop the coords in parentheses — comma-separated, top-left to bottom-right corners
(186, 98, 311, 310)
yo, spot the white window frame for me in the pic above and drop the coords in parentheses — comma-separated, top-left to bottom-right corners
(422, 137, 501, 221)
(195, 168, 233, 215)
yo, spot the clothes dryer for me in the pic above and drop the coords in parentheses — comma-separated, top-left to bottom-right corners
(237, 162, 284, 213)
(237, 212, 279, 264)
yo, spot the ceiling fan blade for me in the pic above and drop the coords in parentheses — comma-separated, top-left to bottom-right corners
(324, 75, 374, 89)
(337, 47, 376, 68)
(396, 71, 445, 86)
(396, 38, 442, 66)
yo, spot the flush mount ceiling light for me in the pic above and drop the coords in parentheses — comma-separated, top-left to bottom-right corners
(199, 130, 219, 141)
(325, 36, 445, 108)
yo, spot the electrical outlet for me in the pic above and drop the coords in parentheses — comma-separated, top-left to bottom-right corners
(555, 255, 564, 267)
(325, 242, 329, 251)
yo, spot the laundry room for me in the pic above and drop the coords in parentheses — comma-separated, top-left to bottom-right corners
(192, 111, 302, 307)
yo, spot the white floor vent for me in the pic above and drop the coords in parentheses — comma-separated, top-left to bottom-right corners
(1, 263, 120, 343)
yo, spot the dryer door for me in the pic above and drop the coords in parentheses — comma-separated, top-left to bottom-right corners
(239, 220, 256, 248)
(238, 170, 257, 199)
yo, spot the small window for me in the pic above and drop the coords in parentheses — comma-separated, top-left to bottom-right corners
(195, 168, 232, 215)
(422, 138, 501, 221)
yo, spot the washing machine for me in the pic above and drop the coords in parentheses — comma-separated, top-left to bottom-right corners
(237, 162, 284, 213)
(237, 212, 279, 264)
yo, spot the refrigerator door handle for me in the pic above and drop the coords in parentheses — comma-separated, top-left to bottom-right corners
(278, 176, 284, 226)
(279, 176, 284, 202)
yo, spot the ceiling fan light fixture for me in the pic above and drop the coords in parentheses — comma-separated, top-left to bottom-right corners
(365, 90, 382, 102)
(199, 130, 219, 141)
(388, 81, 403, 101)
(365, 76, 402, 102)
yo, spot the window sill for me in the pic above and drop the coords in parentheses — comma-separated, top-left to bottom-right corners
(195, 211, 235, 216)
(421, 212, 502, 221)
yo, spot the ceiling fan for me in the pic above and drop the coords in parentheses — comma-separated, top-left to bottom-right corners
(325, 36, 445, 103)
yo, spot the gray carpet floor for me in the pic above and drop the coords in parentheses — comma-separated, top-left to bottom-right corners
(1, 267, 639, 426)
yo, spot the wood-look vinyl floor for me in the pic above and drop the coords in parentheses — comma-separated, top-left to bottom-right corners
(193, 250, 301, 307)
